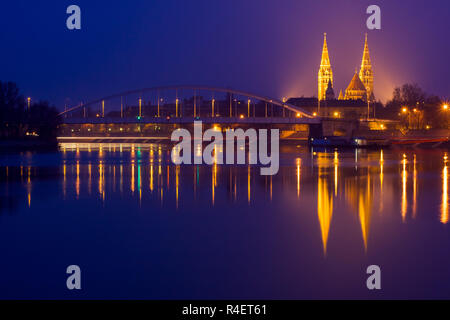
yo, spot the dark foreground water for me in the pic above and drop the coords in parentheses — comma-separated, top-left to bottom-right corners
(0, 143, 450, 299)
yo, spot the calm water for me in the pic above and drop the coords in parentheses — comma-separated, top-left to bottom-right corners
(0, 143, 450, 299)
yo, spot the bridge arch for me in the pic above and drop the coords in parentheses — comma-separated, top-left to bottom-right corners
(59, 85, 314, 118)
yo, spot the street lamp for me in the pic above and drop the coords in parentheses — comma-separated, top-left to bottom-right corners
(443, 104, 449, 110)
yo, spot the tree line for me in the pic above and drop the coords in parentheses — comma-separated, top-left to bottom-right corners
(382, 83, 446, 129)
(0, 81, 60, 140)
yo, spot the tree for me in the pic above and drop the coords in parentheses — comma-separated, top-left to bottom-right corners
(0, 81, 26, 138)
(386, 83, 426, 110)
(0, 81, 60, 140)
(385, 83, 444, 129)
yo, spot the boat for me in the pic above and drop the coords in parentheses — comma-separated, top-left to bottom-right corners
(308, 136, 389, 148)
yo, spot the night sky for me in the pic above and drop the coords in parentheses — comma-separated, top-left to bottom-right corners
(0, 0, 448, 110)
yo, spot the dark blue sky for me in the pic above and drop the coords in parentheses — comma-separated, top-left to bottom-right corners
(0, 0, 448, 109)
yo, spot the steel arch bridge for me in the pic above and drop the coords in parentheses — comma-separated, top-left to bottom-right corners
(59, 85, 315, 121)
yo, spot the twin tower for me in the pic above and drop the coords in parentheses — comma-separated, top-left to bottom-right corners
(318, 33, 374, 101)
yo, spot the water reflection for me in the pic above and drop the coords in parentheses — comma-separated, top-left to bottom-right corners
(1, 143, 450, 257)
(317, 153, 333, 255)
(442, 153, 448, 224)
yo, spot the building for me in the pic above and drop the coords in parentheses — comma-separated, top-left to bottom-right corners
(325, 80, 335, 100)
(345, 70, 367, 101)
(318, 33, 333, 101)
(359, 34, 374, 100)
(287, 97, 370, 119)
(317, 33, 374, 102)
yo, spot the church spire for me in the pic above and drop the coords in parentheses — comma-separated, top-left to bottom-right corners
(359, 33, 374, 100)
(318, 33, 333, 101)
(321, 33, 331, 66)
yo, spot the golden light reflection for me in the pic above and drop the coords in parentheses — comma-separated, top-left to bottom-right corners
(269, 175, 272, 201)
(413, 154, 417, 218)
(26, 166, 31, 208)
(358, 175, 372, 251)
(317, 154, 333, 256)
(167, 166, 170, 190)
(98, 161, 104, 202)
(113, 165, 116, 192)
(131, 160, 135, 194)
(402, 154, 407, 222)
(441, 153, 448, 224)
(296, 158, 301, 198)
(63, 162, 67, 199)
(379, 150, 384, 212)
(150, 148, 155, 164)
(212, 164, 216, 205)
(334, 151, 338, 196)
(247, 165, 251, 203)
(120, 164, 123, 194)
(176, 165, 180, 209)
(76, 161, 80, 198)
(150, 165, 154, 192)
(88, 162, 92, 195)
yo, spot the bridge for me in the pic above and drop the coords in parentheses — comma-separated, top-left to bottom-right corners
(58, 85, 324, 141)
(60, 85, 316, 119)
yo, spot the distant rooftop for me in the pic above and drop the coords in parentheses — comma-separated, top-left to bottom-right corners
(287, 97, 367, 107)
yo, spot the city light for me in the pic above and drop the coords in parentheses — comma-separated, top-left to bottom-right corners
(239, 114, 244, 119)
(334, 112, 339, 117)
(443, 104, 449, 110)
(296, 113, 301, 118)
(313, 112, 317, 117)
(402, 107, 408, 113)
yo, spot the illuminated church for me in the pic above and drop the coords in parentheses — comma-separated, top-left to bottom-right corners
(318, 33, 374, 102)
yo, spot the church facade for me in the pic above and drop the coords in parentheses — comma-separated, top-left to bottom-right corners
(318, 33, 374, 102)
(288, 33, 377, 120)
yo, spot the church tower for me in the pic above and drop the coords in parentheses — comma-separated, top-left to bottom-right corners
(359, 33, 374, 100)
(318, 33, 333, 101)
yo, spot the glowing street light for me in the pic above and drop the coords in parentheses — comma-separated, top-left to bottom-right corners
(27, 97, 31, 110)
(443, 104, 449, 110)
(402, 107, 408, 113)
